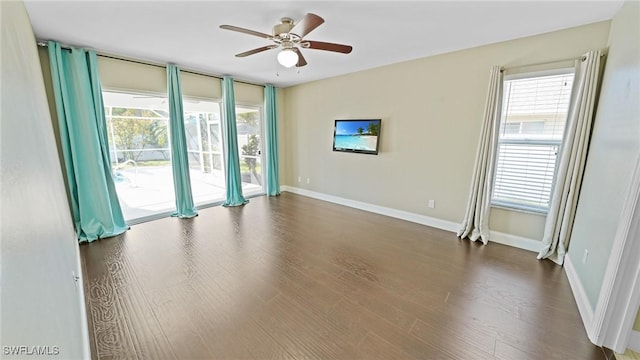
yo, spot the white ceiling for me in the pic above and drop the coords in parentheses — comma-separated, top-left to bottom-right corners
(24, 1, 622, 88)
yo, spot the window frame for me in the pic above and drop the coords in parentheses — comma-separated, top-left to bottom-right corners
(490, 67, 576, 214)
(234, 102, 266, 195)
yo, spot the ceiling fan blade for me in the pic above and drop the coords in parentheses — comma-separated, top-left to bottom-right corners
(235, 45, 278, 57)
(303, 41, 353, 54)
(291, 13, 324, 38)
(219, 25, 273, 39)
(293, 48, 307, 67)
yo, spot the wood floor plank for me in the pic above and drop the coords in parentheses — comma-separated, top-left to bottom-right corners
(80, 193, 605, 360)
(357, 331, 415, 360)
(86, 276, 138, 359)
(410, 317, 497, 357)
(148, 283, 215, 358)
(177, 261, 295, 359)
(429, 293, 596, 360)
(81, 253, 99, 360)
(186, 298, 295, 360)
(495, 339, 544, 360)
(252, 294, 360, 359)
(114, 285, 176, 359)
(328, 297, 459, 359)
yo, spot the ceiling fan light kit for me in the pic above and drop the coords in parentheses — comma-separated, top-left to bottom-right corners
(277, 48, 299, 68)
(220, 13, 353, 68)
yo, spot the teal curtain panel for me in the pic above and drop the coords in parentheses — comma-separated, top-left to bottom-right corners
(221, 77, 249, 207)
(167, 64, 198, 218)
(48, 41, 128, 242)
(264, 84, 280, 196)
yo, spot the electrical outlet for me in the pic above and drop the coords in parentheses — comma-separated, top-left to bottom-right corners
(306, 178, 310, 184)
(298, 176, 301, 183)
(72, 271, 79, 289)
(428, 200, 435, 209)
(582, 249, 589, 264)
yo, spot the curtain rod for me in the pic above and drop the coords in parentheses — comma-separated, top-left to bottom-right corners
(500, 53, 605, 72)
(36, 41, 266, 88)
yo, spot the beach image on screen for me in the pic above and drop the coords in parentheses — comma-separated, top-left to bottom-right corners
(334, 120, 380, 152)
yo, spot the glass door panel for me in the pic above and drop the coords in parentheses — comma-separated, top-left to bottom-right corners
(103, 91, 174, 222)
(183, 100, 226, 205)
(236, 106, 264, 196)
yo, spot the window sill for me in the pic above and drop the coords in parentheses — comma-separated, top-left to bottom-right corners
(490, 203, 548, 216)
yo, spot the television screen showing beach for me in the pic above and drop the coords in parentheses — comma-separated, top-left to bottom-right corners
(334, 120, 380, 152)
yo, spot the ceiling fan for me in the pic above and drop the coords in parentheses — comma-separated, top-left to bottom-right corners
(220, 13, 353, 68)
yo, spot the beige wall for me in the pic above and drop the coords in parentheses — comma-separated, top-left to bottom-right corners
(282, 21, 610, 241)
(566, 0, 640, 309)
(38, 47, 67, 185)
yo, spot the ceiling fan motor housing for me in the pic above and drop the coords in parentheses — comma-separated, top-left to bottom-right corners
(273, 18, 295, 37)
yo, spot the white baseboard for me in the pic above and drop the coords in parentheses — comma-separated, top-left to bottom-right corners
(489, 230, 541, 253)
(564, 254, 596, 342)
(281, 186, 539, 252)
(628, 331, 640, 353)
(281, 185, 459, 231)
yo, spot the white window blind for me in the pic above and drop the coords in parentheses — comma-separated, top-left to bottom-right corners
(492, 71, 574, 212)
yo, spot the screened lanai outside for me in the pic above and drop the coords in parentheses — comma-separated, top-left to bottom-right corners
(102, 92, 264, 223)
(182, 98, 227, 206)
(103, 91, 175, 222)
(236, 105, 265, 197)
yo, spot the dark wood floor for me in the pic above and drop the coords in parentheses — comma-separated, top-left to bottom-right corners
(81, 192, 607, 359)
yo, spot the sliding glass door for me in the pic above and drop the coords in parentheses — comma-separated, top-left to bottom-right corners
(183, 99, 227, 205)
(103, 91, 175, 222)
(236, 106, 264, 196)
(103, 92, 264, 223)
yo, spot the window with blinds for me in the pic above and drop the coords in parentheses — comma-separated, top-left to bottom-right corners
(491, 70, 575, 213)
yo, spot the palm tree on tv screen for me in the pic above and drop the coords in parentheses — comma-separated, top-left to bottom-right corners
(367, 122, 379, 136)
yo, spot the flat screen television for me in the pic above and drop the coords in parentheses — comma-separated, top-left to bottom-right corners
(332, 119, 382, 155)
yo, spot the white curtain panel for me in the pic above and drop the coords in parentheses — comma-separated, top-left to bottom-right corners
(538, 50, 603, 264)
(457, 65, 503, 245)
